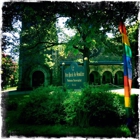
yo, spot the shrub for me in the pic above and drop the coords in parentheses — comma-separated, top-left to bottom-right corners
(17, 86, 67, 125)
(80, 84, 126, 126)
(63, 84, 126, 127)
(119, 94, 139, 124)
(6, 98, 18, 111)
(16, 84, 137, 127)
(63, 90, 81, 126)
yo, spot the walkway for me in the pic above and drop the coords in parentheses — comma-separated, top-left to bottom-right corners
(1, 88, 139, 96)
(1, 89, 31, 96)
(111, 88, 140, 95)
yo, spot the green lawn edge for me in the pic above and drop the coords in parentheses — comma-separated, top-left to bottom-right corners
(7, 124, 131, 137)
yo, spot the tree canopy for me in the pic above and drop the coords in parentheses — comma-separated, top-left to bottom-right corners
(2, 1, 139, 84)
(1, 53, 18, 89)
(2, 2, 139, 58)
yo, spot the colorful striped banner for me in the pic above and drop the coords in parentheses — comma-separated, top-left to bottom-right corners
(118, 22, 132, 110)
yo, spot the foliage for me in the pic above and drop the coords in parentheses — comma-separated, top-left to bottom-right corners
(119, 94, 139, 124)
(6, 97, 18, 111)
(63, 84, 126, 127)
(81, 84, 126, 126)
(17, 86, 67, 125)
(62, 2, 138, 59)
(63, 90, 81, 126)
(128, 22, 139, 88)
(131, 94, 139, 122)
(2, 2, 139, 87)
(6, 94, 27, 111)
(8, 85, 138, 128)
(6, 124, 131, 137)
(2, 2, 62, 58)
(1, 54, 18, 89)
(5, 86, 138, 137)
(2, 2, 138, 57)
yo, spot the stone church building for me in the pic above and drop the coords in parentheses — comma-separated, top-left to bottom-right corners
(17, 44, 124, 90)
(17, 10, 124, 90)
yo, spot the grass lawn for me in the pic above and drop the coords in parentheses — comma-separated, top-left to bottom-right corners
(6, 123, 131, 137)
(2, 87, 139, 138)
(5, 109, 131, 137)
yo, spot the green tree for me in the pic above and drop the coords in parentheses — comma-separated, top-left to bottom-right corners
(2, 2, 138, 56)
(2, 3, 63, 87)
(58, 2, 138, 82)
(2, 53, 18, 89)
(128, 22, 139, 88)
(57, 2, 138, 54)
(2, 2, 139, 85)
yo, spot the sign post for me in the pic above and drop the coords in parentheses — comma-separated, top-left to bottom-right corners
(84, 57, 88, 83)
(62, 62, 65, 86)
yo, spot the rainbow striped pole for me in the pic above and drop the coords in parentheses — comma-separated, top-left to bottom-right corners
(118, 22, 132, 127)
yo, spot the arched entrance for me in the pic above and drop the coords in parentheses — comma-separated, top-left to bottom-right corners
(115, 71, 123, 85)
(102, 71, 112, 84)
(32, 71, 45, 88)
(90, 71, 100, 85)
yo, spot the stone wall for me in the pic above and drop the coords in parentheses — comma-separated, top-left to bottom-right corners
(89, 64, 123, 85)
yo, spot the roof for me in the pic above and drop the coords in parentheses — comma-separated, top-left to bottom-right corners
(60, 61, 123, 66)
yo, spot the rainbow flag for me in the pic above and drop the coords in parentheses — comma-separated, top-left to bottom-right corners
(118, 22, 132, 113)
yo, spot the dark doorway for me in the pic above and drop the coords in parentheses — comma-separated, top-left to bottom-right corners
(102, 71, 112, 84)
(115, 71, 123, 85)
(90, 71, 100, 85)
(32, 71, 44, 88)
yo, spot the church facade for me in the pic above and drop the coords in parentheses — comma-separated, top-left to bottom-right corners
(17, 11, 124, 90)
(17, 52, 124, 90)
(89, 62, 123, 85)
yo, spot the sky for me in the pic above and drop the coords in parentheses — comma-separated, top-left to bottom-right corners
(56, 17, 76, 43)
